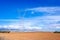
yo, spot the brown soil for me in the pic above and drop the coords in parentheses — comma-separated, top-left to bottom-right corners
(0, 32, 60, 40)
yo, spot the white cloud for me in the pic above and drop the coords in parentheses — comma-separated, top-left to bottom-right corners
(22, 15, 60, 31)
(3, 25, 8, 28)
(51, 24, 60, 29)
(8, 25, 15, 28)
(56, 27, 60, 29)
(25, 7, 60, 14)
(0, 16, 60, 31)
(0, 25, 2, 28)
(25, 27, 42, 30)
(9, 7, 60, 31)
(24, 7, 60, 17)
(0, 19, 19, 21)
(0, 7, 60, 31)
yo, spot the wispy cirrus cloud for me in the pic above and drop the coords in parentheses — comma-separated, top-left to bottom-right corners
(25, 7, 60, 16)
(0, 7, 60, 32)
(22, 7, 60, 31)
(22, 16, 60, 31)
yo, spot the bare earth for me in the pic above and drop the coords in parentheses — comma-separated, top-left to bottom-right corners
(0, 32, 60, 40)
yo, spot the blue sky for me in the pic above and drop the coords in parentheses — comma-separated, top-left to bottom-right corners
(0, 0, 60, 19)
(0, 0, 60, 32)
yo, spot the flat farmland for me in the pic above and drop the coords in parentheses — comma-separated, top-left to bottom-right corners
(0, 32, 60, 40)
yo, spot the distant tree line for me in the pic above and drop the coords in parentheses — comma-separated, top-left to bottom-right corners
(54, 31, 60, 33)
(0, 31, 10, 33)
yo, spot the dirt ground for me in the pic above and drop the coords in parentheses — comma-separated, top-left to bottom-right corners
(0, 32, 60, 40)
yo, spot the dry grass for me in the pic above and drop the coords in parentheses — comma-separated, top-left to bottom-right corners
(0, 32, 60, 40)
